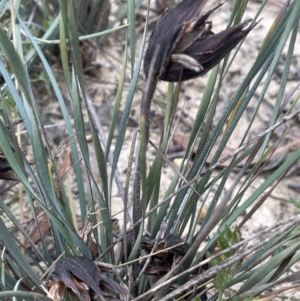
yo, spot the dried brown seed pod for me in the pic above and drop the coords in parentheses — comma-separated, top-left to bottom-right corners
(144, 0, 257, 82)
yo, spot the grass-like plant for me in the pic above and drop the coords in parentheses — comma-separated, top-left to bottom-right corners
(0, 0, 300, 300)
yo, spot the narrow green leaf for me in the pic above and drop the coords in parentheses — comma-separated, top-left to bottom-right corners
(0, 219, 42, 289)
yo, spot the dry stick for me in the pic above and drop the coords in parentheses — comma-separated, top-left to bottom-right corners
(118, 241, 188, 268)
(161, 231, 300, 300)
(238, 276, 300, 301)
(101, 108, 300, 258)
(221, 137, 263, 206)
(239, 162, 292, 228)
(177, 165, 254, 269)
(133, 214, 300, 301)
(103, 211, 300, 297)
(133, 136, 300, 300)
(236, 232, 300, 282)
(151, 106, 300, 206)
(205, 107, 300, 175)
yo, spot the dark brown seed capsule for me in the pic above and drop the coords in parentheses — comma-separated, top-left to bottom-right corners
(144, 0, 257, 82)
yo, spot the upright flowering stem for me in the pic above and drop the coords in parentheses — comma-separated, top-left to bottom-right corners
(133, 71, 158, 240)
(132, 0, 257, 242)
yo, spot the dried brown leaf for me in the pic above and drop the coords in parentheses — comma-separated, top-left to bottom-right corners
(47, 256, 105, 301)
